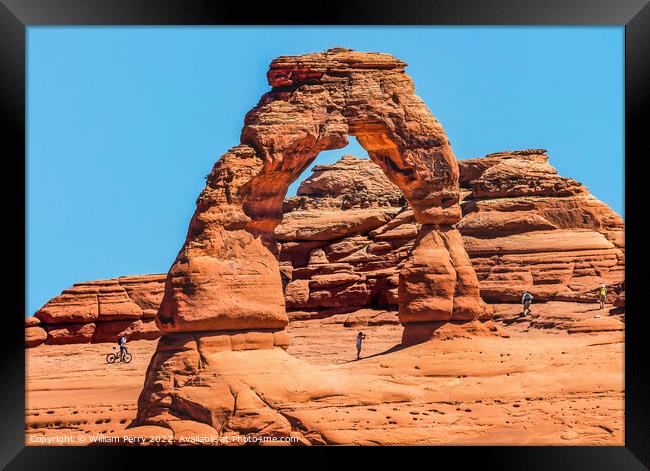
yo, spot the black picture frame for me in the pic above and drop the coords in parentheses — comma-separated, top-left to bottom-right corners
(2, 0, 647, 468)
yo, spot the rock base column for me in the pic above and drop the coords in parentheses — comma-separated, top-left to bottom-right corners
(132, 329, 297, 443)
(398, 225, 492, 337)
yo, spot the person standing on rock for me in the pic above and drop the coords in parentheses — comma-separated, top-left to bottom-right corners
(596, 283, 608, 316)
(521, 291, 533, 316)
(356, 332, 366, 360)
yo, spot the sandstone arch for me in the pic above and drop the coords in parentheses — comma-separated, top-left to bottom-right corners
(134, 49, 490, 435)
(156, 48, 488, 335)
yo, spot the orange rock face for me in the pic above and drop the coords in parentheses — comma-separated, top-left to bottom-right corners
(35, 275, 165, 324)
(130, 48, 485, 438)
(25, 326, 47, 348)
(31, 275, 165, 346)
(274, 149, 623, 319)
(458, 149, 624, 303)
(93, 319, 160, 343)
(399, 226, 489, 323)
(45, 323, 96, 345)
(284, 154, 405, 211)
(28, 150, 625, 347)
(26, 49, 624, 445)
(155, 48, 477, 337)
(614, 290, 625, 308)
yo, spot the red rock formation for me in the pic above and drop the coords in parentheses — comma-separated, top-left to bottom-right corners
(458, 149, 624, 303)
(45, 323, 96, 345)
(154, 48, 483, 339)
(28, 150, 625, 347)
(26, 145, 624, 444)
(35, 275, 165, 324)
(132, 48, 487, 439)
(614, 290, 625, 308)
(399, 225, 487, 323)
(25, 317, 47, 348)
(93, 319, 160, 343)
(276, 208, 399, 242)
(276, 149, 624, 316)
(278, 154, 492, 328)
(30, 275, 165, 346)
(284, 154, 404, 211)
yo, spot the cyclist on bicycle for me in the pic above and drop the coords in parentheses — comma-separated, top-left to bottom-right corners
(118, 335, 128, 359)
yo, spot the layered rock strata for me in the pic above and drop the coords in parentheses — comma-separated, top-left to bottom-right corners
(27, 275, 165, 347)
(278, 150, 624, 318)
(28, 150, 625, 348)
(458, 149, 624, 303)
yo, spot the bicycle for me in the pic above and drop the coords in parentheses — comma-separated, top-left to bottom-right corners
(106, 346, 133, 364)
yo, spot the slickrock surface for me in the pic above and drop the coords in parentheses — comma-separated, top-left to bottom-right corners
(26, 302, 623, 445)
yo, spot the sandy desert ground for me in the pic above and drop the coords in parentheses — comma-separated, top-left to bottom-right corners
(25, 302, 624, 446)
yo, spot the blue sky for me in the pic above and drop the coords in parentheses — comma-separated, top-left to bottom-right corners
(26, 26, 624, 316)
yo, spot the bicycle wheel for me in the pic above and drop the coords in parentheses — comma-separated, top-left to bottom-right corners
(106, 353, 117, 364)
(122, 352, 133, 363)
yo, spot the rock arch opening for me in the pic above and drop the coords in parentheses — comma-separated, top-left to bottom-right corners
(277, 147, 407, 320)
